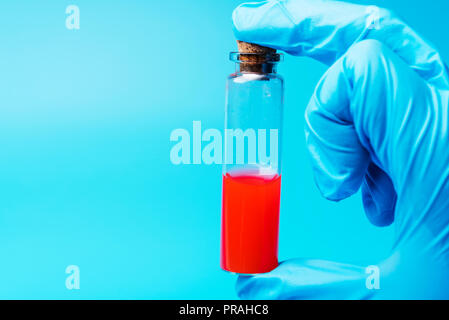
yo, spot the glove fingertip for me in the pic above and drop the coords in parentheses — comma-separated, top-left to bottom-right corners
(362, 188, 395, 227)
(235, 275, 254, 299)
(361, 164, 396, 227)
(231, 1, 262, 39)
(236, 274, 284, 300)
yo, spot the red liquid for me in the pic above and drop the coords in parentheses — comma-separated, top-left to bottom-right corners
(221, 172, 281, 274)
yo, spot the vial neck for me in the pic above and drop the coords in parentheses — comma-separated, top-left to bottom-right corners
(237, 63, 277, 74)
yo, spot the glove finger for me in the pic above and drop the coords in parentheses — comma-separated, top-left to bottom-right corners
(232, 0, 448, 87)
(236, 258, 370, 300)
(306, 39, 433, 201)
(305, 46, 371, 201)
(362, 162, 396, 227)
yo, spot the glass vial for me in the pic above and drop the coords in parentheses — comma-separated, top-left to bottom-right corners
(221, 48, 284, 274)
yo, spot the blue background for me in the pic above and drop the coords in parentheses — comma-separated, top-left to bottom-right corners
(0, 0, 447, 299)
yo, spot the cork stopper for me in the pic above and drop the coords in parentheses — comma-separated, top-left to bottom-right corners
(237, 40, 276, 55)
(236, 40, 276, 73)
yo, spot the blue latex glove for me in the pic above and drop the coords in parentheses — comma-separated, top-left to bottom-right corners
(233, 0, 449, 299)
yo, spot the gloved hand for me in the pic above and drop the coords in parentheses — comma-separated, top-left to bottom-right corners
(232, 0, 449, 299)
